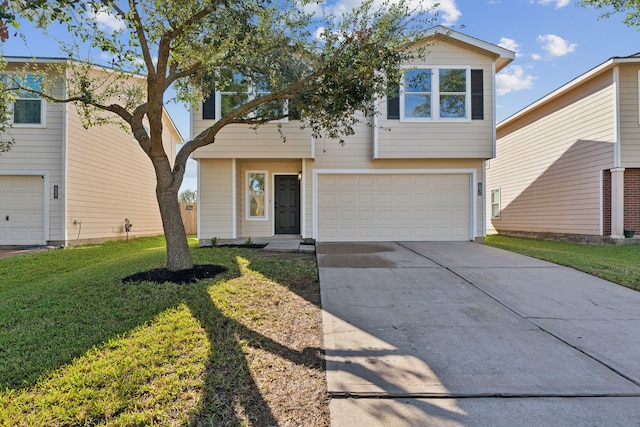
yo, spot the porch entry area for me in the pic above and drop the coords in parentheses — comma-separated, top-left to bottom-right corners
(274, 174, 300, 235)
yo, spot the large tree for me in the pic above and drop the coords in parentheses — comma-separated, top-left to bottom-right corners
(3, 0, 432, 271)
(578, 0, 640, 27)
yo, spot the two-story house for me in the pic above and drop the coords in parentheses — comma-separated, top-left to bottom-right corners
(487, 54, 640, 242)
(193, 27, 514, 244)
(0, 58, 182, 246)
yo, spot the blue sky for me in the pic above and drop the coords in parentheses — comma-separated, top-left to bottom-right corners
(3, 0, 640, 191)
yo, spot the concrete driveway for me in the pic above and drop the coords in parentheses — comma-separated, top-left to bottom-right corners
(317, 241, 640, 426)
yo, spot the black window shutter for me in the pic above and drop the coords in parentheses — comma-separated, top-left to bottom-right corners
(471, 69, 483, 120)
(202, 85, 216, 120)
(387, 81, 400, 120)
(289, 102, 300, 120)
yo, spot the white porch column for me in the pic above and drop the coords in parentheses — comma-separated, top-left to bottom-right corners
(611, 167, 625, 238)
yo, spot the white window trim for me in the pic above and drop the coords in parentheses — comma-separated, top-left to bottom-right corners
(491, 188, 501, 219)
(246, 170, 269, 221)
(5, 74, 47, 128)
(400, 66, 471, 123)
(215, 85, 288, 123)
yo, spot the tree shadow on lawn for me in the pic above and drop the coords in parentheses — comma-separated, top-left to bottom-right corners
(0, 247, 325, 425)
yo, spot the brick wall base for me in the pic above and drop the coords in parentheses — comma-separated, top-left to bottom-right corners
(493, 230, 640, 245)
(603, 168, 640, 236)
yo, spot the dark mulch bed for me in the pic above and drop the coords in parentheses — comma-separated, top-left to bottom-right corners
(122, 264, 227, 284)
(200, 244, 267, 249)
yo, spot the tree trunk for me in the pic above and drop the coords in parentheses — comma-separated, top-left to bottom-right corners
(157, 185, 194, 272)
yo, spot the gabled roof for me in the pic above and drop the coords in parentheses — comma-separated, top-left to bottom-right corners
(422, 26, 516, 72)
(498, 54, 640, 131)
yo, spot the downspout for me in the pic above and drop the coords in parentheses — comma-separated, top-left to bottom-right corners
(610, 65, 625, 238)
(373, 101, 379, 160)
(231, 158, 237, 239)
(300, 159, 306, 239)
(196, 159, 201, 241)
(613, 65, 622, 168)
(62, 68, 69, 245)
(492, 62, 497, 159)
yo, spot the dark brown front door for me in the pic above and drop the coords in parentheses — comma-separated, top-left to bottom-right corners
(274, 175, 300, 234)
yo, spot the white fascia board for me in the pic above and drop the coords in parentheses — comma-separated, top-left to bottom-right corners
(497, 57, 640, 131)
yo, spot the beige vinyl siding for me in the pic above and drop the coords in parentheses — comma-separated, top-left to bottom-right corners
(198, 159, 234, 240)
(0, 71, 65, 243)
(191, 105, 313, 159)
(377, 40, 495, 159)
(308, 123, 485, 239)
(618, 64, 640, 166)
(488, 72, 616, 235)
(64, 81, 176, 243)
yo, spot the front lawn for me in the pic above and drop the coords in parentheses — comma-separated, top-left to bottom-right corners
(0, 236, 328, 426)
(485, 235, 640, 291)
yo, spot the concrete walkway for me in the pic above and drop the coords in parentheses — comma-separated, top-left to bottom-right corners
(317, 242, 640, 426)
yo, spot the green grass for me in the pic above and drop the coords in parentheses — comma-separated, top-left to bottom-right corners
(485, 235, 640, 291)
(0, 236, 325, 426)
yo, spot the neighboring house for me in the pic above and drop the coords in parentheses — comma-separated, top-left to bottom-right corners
(192, 27, 514, 244)
(0, 57, 182, 246)
(487, 54, 640, 242)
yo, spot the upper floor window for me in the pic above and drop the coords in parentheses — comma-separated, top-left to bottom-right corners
(203, 71, 287, 121)
(220, 72, 250, 117)
(401, 67, 470, 121)
(4, 74, 45, 126)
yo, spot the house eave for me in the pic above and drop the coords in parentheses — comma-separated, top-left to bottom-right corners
(498, 56, 640, 132)
(421, 26, 516, 72)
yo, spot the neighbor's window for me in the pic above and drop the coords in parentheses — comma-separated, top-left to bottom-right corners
(5, 74, 45, 126)
(247, 171, 267, 219)
(401, 67, 469, 121)
(491, 188, 501, 219)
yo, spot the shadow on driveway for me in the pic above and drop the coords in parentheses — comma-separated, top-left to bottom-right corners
(318, 241, 640, 426)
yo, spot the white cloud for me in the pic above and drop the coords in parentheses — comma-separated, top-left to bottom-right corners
(536, 0, 571, 8)
(496, 65, 535, 96)
(88, 7, 126, 32)
(537, 34, 577, 57)
(498, 37, 522, 57)
(531, 53, 542, 60)
(310, 0, 462, 26)
(425, 0, 462, 26)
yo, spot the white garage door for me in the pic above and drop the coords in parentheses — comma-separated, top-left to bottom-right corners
(317, 173, 471, 242)
(0, 175, 45, 245)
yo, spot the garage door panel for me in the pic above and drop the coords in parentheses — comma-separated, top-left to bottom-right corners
(317, 173, 470, 242)
(0, 176, 45, 245)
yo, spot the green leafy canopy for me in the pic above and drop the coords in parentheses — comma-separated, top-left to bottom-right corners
(578, 0, 640, 28)
(1, 0, 436, 270)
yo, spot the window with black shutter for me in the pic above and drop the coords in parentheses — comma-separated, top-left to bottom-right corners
(202, 86, 216, 120)
(471, 69, 484, 120)
(387, 81, 400, 120)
